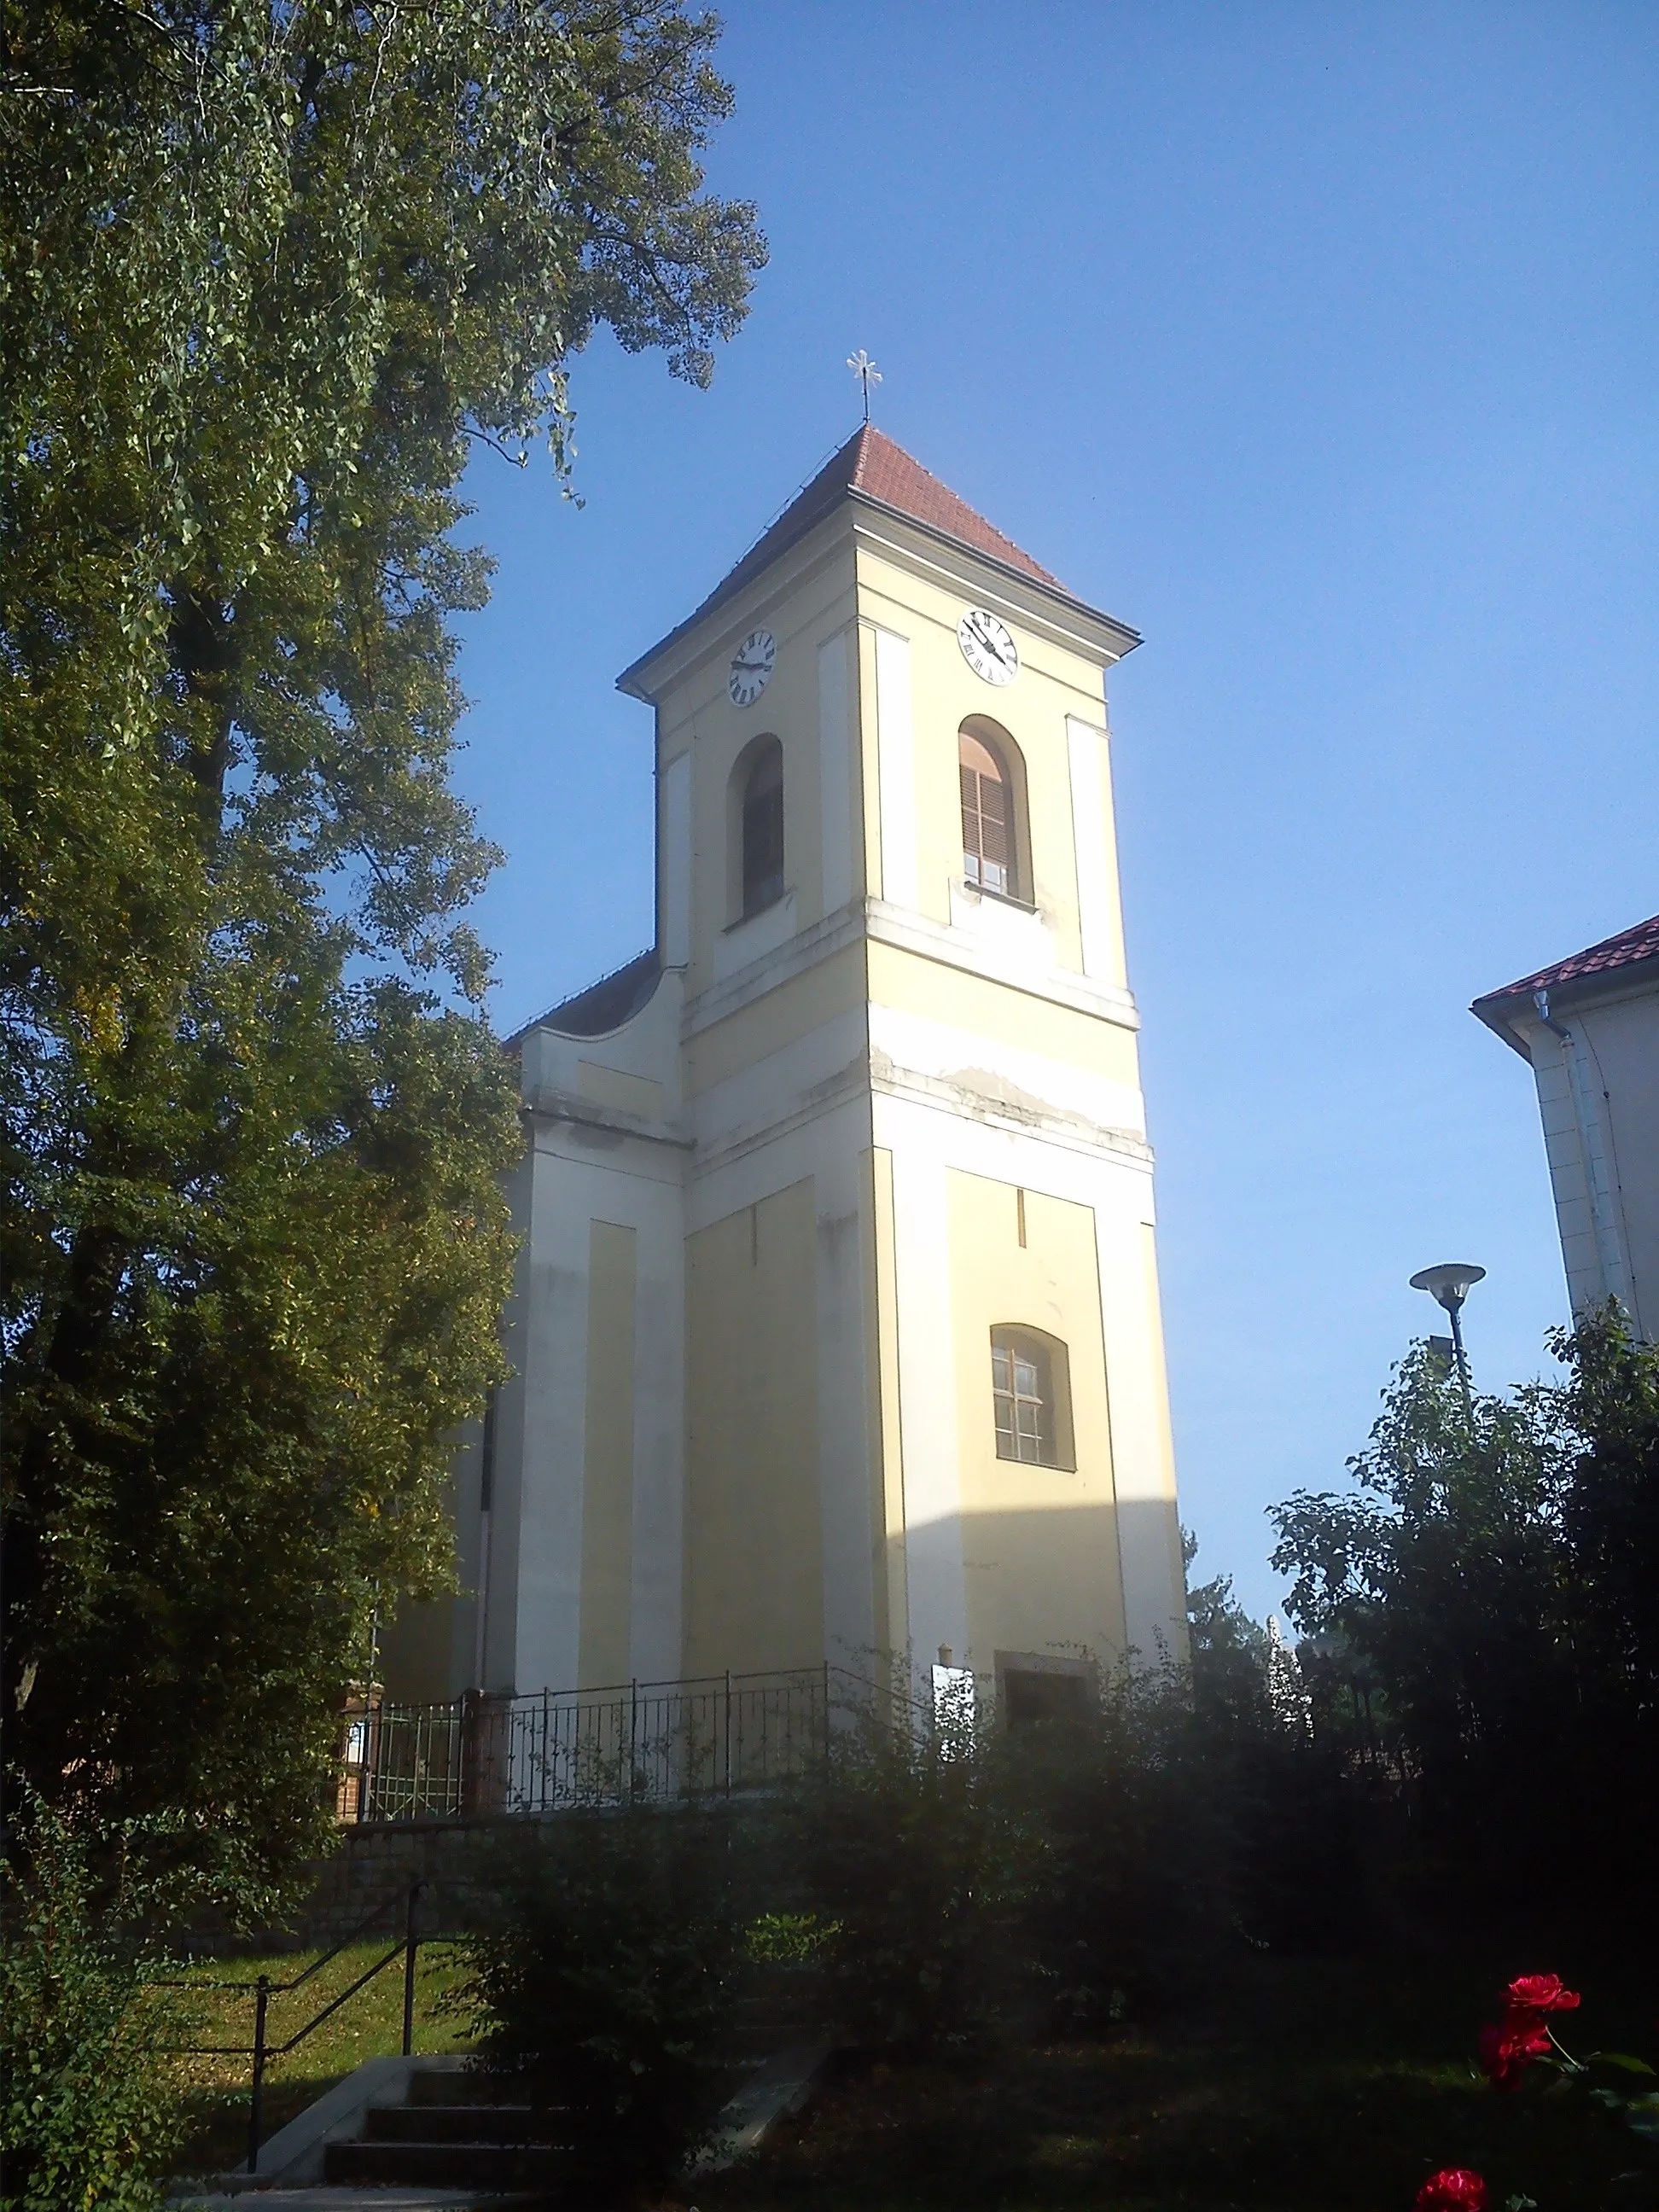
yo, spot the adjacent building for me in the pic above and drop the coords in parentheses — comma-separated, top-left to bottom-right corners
(1472, 911, 1659, 1342)
(385, 427, 1189, 1709)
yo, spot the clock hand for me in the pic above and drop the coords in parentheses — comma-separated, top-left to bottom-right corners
(969, 618, 1007, 666)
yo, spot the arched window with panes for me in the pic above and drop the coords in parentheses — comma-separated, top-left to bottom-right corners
(958, 722, 1024, 899)
(990, 1325, 1074, 1470)
(738, 736, 785, 917)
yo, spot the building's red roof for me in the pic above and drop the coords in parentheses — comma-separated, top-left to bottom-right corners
(1476, 911, 1659, 1007)
(617, 425, 1119, 695)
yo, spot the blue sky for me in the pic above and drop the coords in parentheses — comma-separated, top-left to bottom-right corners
(449, 2, 1658, 1618)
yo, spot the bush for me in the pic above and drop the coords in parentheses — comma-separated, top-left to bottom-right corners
(0, 1795, 180, 2212)
(764, 1689, 1032, 2052)
(451, 1805, 745, 2192)
(992, 1664, 1236, 2026)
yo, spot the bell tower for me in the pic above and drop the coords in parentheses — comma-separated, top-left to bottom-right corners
(393, 428, 1188, 1710)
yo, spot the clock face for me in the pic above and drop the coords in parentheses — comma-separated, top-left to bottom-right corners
(958, 608, 1018, 685)
(728, 627, 777, 707)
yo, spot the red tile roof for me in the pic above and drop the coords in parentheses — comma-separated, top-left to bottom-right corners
(846, 426, 1063, 585)
(1476, 911, 1659, 1007)
(618, 426, 1119, 695)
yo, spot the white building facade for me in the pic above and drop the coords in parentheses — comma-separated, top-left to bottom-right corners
(1473, 912, 1659, 1342)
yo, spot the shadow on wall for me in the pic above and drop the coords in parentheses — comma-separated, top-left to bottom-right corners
(888, 1491, 1188, 1690)
(376, 1493, 1188, 1708)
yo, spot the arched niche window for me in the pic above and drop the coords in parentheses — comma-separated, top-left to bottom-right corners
(990, 1325, 1075, 1470)
(736, 736, 784, 918)
(959, 721, 1026, 900)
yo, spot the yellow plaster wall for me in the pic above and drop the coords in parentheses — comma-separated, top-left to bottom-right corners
(866, 940, 1141, 1091)
(946, 1170, 1127, 1664)
(579, 1220, 637, 1687)
(856, 544, 1115, 967)
(684, 940, 869, 1097)
(651, 544, 858, 998)
(683, 1178, 824, 1676)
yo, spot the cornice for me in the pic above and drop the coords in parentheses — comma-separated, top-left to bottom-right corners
(679, 896, 1142, 1044)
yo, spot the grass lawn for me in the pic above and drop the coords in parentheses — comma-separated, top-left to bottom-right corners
(701, 1952, 1656, 2212)
(163, 1938, 474, 2180)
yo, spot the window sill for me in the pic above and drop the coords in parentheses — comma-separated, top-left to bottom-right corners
(713, 887, 798, 985)
(959, 878, 1038, 917)
(725, 889, 789, 933)
(993, 1447, 1079, 1474)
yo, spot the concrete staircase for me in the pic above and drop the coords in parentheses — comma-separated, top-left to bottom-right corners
(176, 2034, 831, 2203)
(323, 2065, 567, 2190)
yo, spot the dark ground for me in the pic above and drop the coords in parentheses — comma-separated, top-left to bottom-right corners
(696, 1952, 1656, 2212)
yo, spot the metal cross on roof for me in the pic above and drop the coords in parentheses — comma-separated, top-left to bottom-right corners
(847, 349, 882, 422)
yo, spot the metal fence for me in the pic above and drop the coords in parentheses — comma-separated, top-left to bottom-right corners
(340, 1663, 878, 1823)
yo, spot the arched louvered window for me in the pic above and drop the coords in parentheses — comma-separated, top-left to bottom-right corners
(741, 737, 785, 917)
(959, 727, 1017, 898)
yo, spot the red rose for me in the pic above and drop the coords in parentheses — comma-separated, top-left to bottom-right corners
(1478, 2013, 1552, 2088)
(1504, 1973, 1580, 2017)
(1417, 2170, 1487, 2211)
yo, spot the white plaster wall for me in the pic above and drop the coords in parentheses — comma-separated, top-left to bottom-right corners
(885, 1143, 969, 1671)
(523, 969, 683, 1119)
(867, 1000, 1146, 1146)
(660, 750, 692, 969)
(819, 626, 856, 912)
(500, 1126, 686, 1696)
(873, 626, 917, 911)
(1066, 715, 1116, 984)
(1520, 991, 1658, 1342)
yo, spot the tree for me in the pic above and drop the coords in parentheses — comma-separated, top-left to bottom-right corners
(1, 1, 765, 1903)
(1268, 1314, 1659, 1905)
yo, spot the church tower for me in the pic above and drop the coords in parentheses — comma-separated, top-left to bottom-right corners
(393, 428, 1188, 1710)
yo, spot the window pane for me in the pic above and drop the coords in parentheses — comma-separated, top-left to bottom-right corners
(959, 731, 1004, 782)
(958, 739, 1018, 900)
(992, 1326, 1065, 1466)
(742, 782, 785, 914)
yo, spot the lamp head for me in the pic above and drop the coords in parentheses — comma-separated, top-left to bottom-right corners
(1409, 1262, 1487, 1315)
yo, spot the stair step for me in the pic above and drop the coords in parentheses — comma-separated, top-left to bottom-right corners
(325, 2142, 571, 2187)
(406, 2066, 536, 2107)
(364, 2104, 550, 2146)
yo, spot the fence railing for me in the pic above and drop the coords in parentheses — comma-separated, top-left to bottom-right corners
(165, 1879, 426, 2174)
(341, 1662, 890, 1824)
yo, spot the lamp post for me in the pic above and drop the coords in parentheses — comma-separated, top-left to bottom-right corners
(1409, 1262, 1486, 1418)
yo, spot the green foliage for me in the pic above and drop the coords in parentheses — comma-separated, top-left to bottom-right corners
(452, 1808, 748, 2189)
(744, 1910, 840, 1966)
(768, 1692, 1032, 2053)
(1269, 1311, 1659, 1904)
(0, 1796, 182, 2212)
(1, 3, 763, 1897)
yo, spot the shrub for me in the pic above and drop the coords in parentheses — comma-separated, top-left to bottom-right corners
(0, 1794, 180, 2212)
(766, 1691, 1032, 2052)
(992, 1662, 1237, 2025)
(451, 1805, 745, 2192)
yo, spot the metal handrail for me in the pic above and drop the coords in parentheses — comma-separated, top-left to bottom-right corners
(167, 1877, 425, 2173)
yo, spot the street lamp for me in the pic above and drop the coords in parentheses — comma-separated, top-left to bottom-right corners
(1409, 1263, 1486, 1417)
